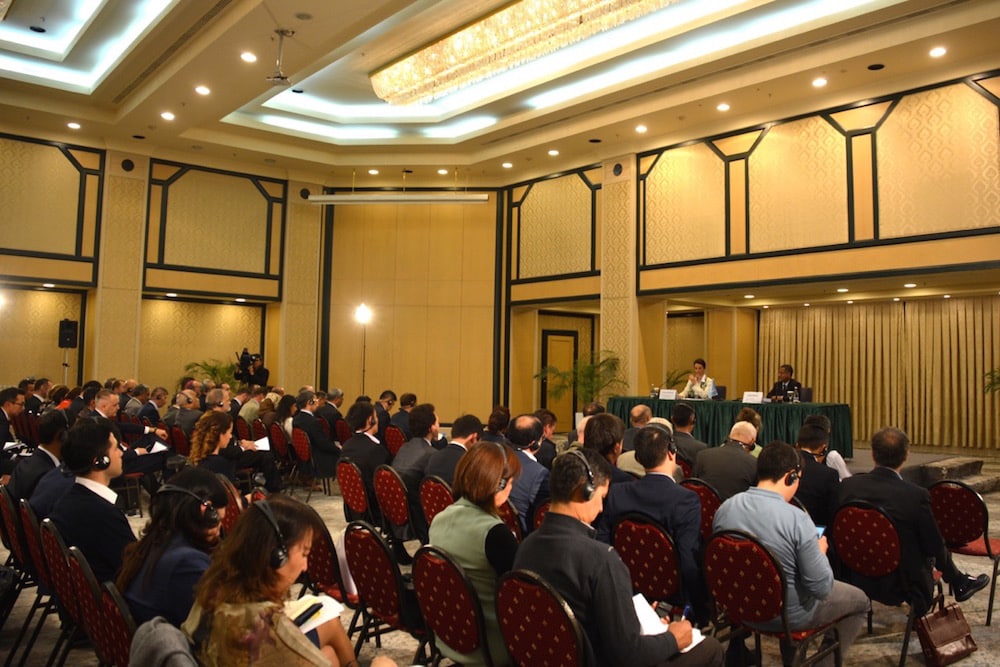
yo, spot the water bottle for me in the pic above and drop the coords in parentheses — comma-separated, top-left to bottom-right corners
(793, 388, 800, 403)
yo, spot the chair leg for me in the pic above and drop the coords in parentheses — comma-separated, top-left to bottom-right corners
(16, 599, 58, 667)
(3, 591, 45, 667)
(987, 558, 999, 626)
(899, 605, 916, 667)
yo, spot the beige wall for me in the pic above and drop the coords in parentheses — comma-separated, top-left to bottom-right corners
(0, 289, 82, 385)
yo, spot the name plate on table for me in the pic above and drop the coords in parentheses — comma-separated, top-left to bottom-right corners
(741, 391, 764, 404)
(659, 389, 677, 400)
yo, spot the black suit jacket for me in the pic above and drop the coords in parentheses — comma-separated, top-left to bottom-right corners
(672, 431, 708, 466)
(7, 447, 57, 500)
(313, 404, 341, 439)
(137, 401, 161, 424)
(692, 443, 757, 501)
(423, 442, 467, 486)
(838, 466, 949, 615)
(49, 483, 136, 582)
(341, 433, 390, 518)
(1, 409, 15, 442)
(389, 410, 411, 440)
(767, 379, 803, 399)
(25, 394, 43, 415)
(536, 438, 557, 469)
(794, 452, 839, 527)
(292, 411, 340, 477)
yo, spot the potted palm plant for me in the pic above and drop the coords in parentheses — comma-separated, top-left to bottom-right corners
(536, 350, 628, 409)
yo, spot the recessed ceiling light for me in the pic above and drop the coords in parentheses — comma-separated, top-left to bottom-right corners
(635, 124, 647, 133)
(195, 85, 210, 96)
(548, 149, 559, 156)
(42, 283, 55, 288)
(893, 297, 901, 302)
(929, 46, 947, 58)
(762, 305, 769, 309)
(240, 52, 257, 63)
(836, 288, 848, 293)
(502, 162, 513, 169)
(867, 63, 885, 71)
(235, 298, 246, 303)
(166, 293, 177, 298)
(812, 77, 828, 88)
(903, 283, 916, 288)
(437, 168, 449, 175)
(743, 294, 754, 299)
(368, 169, 379, 175)
(943, 294, 951, 299)
(804, 303, 810, 307)
(160, 111, 175, 121)
(66, 122, 81, 130)
(847, 300, 854, 304)
(716, 103, 730, 112)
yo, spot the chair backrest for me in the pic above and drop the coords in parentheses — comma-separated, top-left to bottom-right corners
(317, 417, 332, 439)
(343, 521, 408, 629)
(929, 480, 991, 552)
(384, 426, 406, 457)
(170, 426, 190, 457)
(799, 387, 814, 403)
(497, 500, 523, 542)
(373, 464, 411, 528)
(714, 385, 727, 401)
(18, 499, 51, 590)
(215, 474, 244, 535)
(306, 515, 358, 606)
(831, 501, 901, 578)
(40, 519, 81, 626)
(251, 418, 268, 441)
(704, 530, 787, 629)
(335, 419, 352, 444)
(679, 478, 722, 542)
(234, 416, 251, 441)
(532, 500, 551, 532)
(338, 459, 370, 521)
(67, 545, 111, 664)
(101, 580, 137, 667)
(268, 421, 290, 460)
(290, 427, 313, 463)
(419, 476, 454, 527)
(0, 485, 29, 570)
(677, 456, 693, 479)
(11, 411, 39, 446)
(496, 569, 586, 667)
(613, 513, 681, 602)
(413, 545, 493, 665)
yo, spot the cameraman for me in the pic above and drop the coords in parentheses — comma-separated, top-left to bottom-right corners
(235, 351, 269, 388)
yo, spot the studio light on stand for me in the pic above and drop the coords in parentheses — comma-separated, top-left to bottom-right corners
(354, 303, 373, 395)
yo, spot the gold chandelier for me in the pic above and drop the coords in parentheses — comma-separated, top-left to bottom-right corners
(370, 0, 679, 106)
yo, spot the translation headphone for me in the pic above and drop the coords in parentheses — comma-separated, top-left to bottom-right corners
(158, 484, 220, 526)
(785, 463, 802, 487)
(253, 500, 290, 569)
(568, 449, 596, 501)
(92, 454, 112, 471)
(491, 441, 509, 492)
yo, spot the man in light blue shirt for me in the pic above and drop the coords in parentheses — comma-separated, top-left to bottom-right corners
(714, 442, 867, 664)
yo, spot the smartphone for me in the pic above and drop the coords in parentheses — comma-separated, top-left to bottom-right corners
(815, 525, 826, 538)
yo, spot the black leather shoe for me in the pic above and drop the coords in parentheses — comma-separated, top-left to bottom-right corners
(954, 573, 989, 602)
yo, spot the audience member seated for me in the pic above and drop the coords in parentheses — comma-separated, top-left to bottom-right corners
(838, 427, 989, 616)
(515, 448, 723, 666)
(595, 424, 710, 625)
(391, 403, 439, 542)
(623, 404, 652, 452)
(481, 405, 511, 445)
(532, 408, 559, 469)
(670, 402, 707, 468)
(680, 358, 716, 400)
(341, 400, 390, 518)
(91, 389, 170, 494)
(374, 389, 397, 443)
(692, 421, 758, 501)
(566, 401, 605, 447)
(804, 414, 851, 480)
(424, 414, 483, 486)
(164, 390, 203, 437)
(291, 390, 340, 480)
(389, 393, 417, 440)
(207, 388, 281, 493)
(183, 496, 359, 666)
(190, 411, 238, 481)
(735, 406, 763, 458)
(505, 414, 550, 534)
(6, 409, 68, 501)
(138, 386, 169, 424)
(582, 413, 634, 486)
(118, 467, 227, 627)
(238, 386, 267, 425)
(123, 384, 149, 417)
(794, 424, 840, 528)
(714, 442, 868, 664)
(276, 394, 297, 441)
(429, 441, 522, 666)
(257, 397, 278, 428)
(24, 377, 50, 415)
(49, 418, 136, 582)
(311, 391, 338, 440)
(1, 387, 26, 477)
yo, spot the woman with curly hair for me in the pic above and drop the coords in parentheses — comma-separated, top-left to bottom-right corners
(117, 467, 228, 626)
(182, 495, 360, 666)
(189, 411, 237, 482)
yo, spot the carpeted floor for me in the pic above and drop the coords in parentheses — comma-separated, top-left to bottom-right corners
(4, 459, 1000, 666)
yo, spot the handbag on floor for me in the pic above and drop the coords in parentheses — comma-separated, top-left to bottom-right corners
(915, 594, 976, 667)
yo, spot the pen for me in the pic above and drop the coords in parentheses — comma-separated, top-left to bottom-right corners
(293, 602, 323, 627)
(682, 605, 692, 621)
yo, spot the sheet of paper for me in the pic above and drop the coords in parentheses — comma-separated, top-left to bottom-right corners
(148, 441, 169, 453)
(284, 593, 344, 634)
(254, 436, 270, 451)
(632, 593, 706, 653)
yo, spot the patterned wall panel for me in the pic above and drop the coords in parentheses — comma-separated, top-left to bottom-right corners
(601, 179, 636, 392)
(0, 289, 81, 384)
(517, 174, 593, 279)
(644, 143, 726, 264)
(162, 170, 269, 273)
(138, 300, 262, 390)
(748, 117, 848, 252)
(877, 83, 1000, 238)
(101, 175, 146, 291)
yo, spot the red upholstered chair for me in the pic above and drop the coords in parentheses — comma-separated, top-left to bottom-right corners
(373, 464, 414, 544)
(338, 459, 373, 523)
(613, 513, 682, 609)
(929, 480, 1000, 625)
(677, 456, 693, 479)
(67, 546, 112, 665)
(9, 500, 60, 665)
(413, 545, 493, 667)
(291, 427, 321, 500)
(317, 416, 332, 439)
(234, 415, 251, 441)
(0, 486, 33, 614)
(100, 581, 137, 667)
(40, 519, 80, 666)
(497, 500, 523, 543)
(532, 500, 551, 531)
(335, 419, 352, 445)
(216, 474, 245, 536)
(303, 516, 362, 638)
(832, 501, 940, 667)
(496, 569, 586, 666)
(679, 477, 722, 542)
(419, 476, 454, 527)
(383, 425, 406, 458)
(170, 426, 190, 457)
(268, 421, 293, 473)
(343, 521, 431, 663)
(704, 530, 843, 667)
(11, 411, 39, 447)
(251, 418, 268, 441)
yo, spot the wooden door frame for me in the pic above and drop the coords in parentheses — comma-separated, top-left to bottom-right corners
(540, 329, 579, 414)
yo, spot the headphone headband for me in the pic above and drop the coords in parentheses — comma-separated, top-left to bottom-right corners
(253, 500, 290, 569)
(158, 484, 220, 526)
(491, 441, 509, 491)
(568, 449, 596, 501)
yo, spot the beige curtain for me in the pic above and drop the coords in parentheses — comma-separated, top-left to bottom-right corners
(759, 297, 1000, 450)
